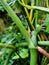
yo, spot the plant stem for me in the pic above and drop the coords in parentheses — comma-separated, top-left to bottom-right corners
(30, 24, 42, 65)
(32, 15, 35, 24)
(29, 0, 34, 22)
(0, 0, 35, 49)
(0, 43, 16, 50)
(21, 0, 29, 19)
(41, 34, 44, 41)
(35, 0, 42, 41)
(35, 0, 38, 26)
(18, 0, 49, 13)
(30, 49, 37, 65)
(30, 1, 39, 65)
(46, 0, 49, 8)
(37, 35, 41, 41)
(22, 0, 34, 30)
(2, 42, 46, 49)
(30, 31, 37, 65)
(0, 42, 28, 49)
(38, 41, 49, 46)
(37, 46, 49, 59)
(21, 0, 31, 34)
(16, 42, 28, 47)
(18, 0, 42, 41)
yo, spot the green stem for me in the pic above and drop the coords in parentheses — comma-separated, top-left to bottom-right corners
(0, 0, 35, 49)
(18, 0, 49, 13)
(29, 0, 34, 22)
(35, 0, 38, 26)
(1, 41, 39, 48)
(30, 49, 37, 65)
(30, 32, 37, 65)
(18, 0, 42, 42)
(0, 43, 16, 50)
(0, 42, 28, 49)
(16, 42, 28, 47)
(38, 41, 49, 46)
(30, 25, 42, 65)
(21, 0, 34, 30)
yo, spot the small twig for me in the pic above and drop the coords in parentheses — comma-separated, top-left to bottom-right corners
(29, 3, 34, 22)
(40, 32, 44, 41)
(37, 46, 49, 59)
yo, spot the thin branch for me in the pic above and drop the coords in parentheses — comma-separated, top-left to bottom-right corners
(21, 0, 29, 19)
(22, 0, 34, 30)
(29, 3, 34, 22)
(37, 46, 49, 59)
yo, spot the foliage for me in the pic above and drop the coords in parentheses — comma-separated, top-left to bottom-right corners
(0, 0, 49, 65)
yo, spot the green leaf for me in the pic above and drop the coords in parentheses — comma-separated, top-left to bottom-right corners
(42, 14, 49, 33)
(13, 48, 28, 59)
(19, 48, 28, 58)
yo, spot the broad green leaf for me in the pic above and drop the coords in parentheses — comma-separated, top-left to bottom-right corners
(13, 48, 28, 59)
